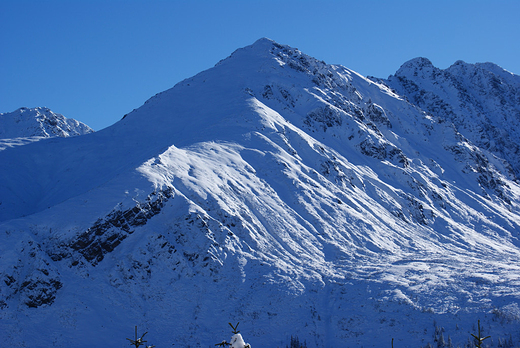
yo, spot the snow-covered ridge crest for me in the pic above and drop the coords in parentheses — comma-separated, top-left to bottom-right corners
(1, 39, 520, 347)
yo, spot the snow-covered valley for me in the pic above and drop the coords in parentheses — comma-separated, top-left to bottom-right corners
(1, 38, 520, 347)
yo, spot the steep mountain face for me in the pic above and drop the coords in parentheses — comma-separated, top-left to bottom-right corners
(1, 39, 520, 347)
(0, 107, 94, 139)
(385, 58, 520, 179)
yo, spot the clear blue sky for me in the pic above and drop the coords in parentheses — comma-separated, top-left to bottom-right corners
(2, 0, 519, 131)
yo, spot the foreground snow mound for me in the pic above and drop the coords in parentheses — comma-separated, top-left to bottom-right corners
(230, 333, 250, 348)
(1, 38, 520, 347)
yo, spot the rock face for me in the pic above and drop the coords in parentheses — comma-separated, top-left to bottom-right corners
(0, 39, 520, 347)
(63, 188, 174, 265)
(0, 106, 94, 139)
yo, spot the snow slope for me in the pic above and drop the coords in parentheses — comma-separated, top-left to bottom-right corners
(1, 39, 520, 348)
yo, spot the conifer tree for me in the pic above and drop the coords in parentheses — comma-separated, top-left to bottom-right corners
(471, 320, 490, 348)
(127, 326, 155, 348)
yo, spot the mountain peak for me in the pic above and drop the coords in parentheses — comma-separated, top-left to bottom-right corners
(251, 36, 277, 47)
(0, 107, 94, 139)
(217, 37, 304, 67)
(452, 59, 466, 66)
(394, 57, 435, 76)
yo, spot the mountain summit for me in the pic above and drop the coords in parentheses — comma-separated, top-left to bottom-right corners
(1, 39, 520, 347)
(0, 106, 93, 139)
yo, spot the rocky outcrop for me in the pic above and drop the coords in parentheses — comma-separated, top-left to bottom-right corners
(47, 188, 175, 266)
(2, 238, 62, 308)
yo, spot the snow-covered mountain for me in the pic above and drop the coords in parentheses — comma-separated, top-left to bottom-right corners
(384, 58, 520, 179)
(0, 107, 94, 151)
(0, 107, 94, 139)
(1, 39, 520, 348)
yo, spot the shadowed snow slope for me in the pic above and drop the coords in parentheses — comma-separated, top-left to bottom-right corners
(1, 38, 520, 347)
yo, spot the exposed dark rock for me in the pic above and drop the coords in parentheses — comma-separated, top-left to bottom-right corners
(2, 240, 63, 308)
(358, 138, 409, 168)
(365, 99, 392, 128)
(68, 188, 175, 265)
(20, 277, 63, 308)
(305, 106, 343, 131)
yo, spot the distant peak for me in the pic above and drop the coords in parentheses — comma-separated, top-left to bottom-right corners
(447, 60, 498, 74)
(452, 59, 467, 66)
(476, 62, 502, 71)
(0, 107, 94, 139)
(404, 57, 434, 69)
(394, 57, 436, 77)
(446, 60, 471, 73)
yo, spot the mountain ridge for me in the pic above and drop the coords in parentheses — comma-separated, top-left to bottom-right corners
(1, 39, 520, 347)
(386, 57, 520, 180)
